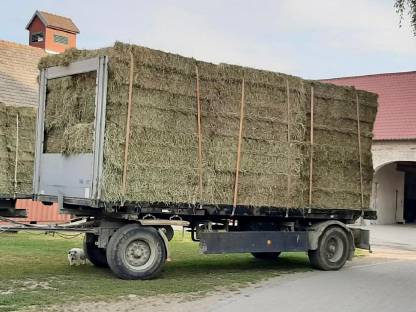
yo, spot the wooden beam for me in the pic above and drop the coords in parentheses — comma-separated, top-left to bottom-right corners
(309, 86, 314, 207)
(122, 51, 134, 197)
(232, 79, 245, 214)
(195, 65, 204, 203)
(396, 163, 416, 174)
(355, 91, 364, 209)
(286, 79, 291, 207)
(13, 113, 19, 195)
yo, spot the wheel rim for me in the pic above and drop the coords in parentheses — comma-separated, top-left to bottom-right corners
(123, 239, 155, 272)
(325, 236, 343, 263)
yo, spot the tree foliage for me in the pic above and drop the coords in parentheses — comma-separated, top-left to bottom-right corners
(395, 0, 416, 34)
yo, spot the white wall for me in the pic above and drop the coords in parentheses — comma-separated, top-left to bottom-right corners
(372, 140, 416, 170)
(371, 140, 416, 224)
(371, 163, 404, 224)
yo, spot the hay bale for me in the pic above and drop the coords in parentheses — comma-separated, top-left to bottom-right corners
(40, 42, 378, 210)
(44, 72, 96, 153)
(0, 103, 36, 196)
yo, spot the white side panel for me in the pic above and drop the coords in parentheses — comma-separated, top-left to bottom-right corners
(38, 154, 94, 199)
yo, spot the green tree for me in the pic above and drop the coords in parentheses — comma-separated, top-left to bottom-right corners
(395, 0, 416, 34)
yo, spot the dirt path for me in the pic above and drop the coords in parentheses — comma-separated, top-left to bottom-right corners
(29, 289, 244, 312)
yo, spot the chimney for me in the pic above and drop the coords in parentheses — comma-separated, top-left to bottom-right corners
(26, 10, 80, 54)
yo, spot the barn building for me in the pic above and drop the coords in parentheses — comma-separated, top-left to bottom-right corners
(324, 72, 416, 224)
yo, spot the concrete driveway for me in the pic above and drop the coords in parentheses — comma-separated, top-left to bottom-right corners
(47, 225, 416, 312)
(201, 224, 416, 312)
(205, 260, 416, 312)
(369, 224, 416, 251)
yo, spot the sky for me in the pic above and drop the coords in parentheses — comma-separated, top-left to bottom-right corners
(1, 0, 415, 79)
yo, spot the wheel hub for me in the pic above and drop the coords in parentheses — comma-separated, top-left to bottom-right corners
(325, 237, 342, 262)
(125, 240, 151, 267)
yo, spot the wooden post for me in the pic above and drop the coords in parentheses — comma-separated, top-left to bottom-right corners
(232, 79, 245, 215)
(122, 51, 134, 196)
(355, 91, 364, 210)
(286, 80, 291, 206)
(195, 65, 204, 203)
(309, 86, 314, 207)
(13, 112, 19, 194)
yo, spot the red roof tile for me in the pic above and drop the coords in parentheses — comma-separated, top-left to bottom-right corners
(323, 71, 416, 141)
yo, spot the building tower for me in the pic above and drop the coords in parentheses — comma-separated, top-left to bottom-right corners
(26, 10, 79, 54)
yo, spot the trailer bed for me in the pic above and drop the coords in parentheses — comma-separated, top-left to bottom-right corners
(46, 195, 376, 223)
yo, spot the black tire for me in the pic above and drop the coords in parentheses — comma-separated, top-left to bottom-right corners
(308, 226, 350, 271)
(83, 233, 108, 268)
(252, 252, 281, 260)
(106, 224, 166, 280)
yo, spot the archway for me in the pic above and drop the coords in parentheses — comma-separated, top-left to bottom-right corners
(372, 161, 416, 224)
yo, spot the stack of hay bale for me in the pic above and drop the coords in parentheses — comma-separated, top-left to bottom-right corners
(0, 103, 36, 196)
(39, 42, 377, 210)
(303, 83, 375, 209)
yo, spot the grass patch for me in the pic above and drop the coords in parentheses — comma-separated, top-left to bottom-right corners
(355, 248, 370, 257)
(0, 231, 310, 311)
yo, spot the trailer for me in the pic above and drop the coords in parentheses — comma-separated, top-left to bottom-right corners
(25, 53, 377, 280)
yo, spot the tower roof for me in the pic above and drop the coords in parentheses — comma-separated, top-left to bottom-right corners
(26, 10, 80, 34)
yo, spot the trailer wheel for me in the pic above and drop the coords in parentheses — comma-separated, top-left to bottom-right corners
(308, 226, 349, 271)
(251, 252, 281, 260)
(106, 224, 166, 280)
(83, 233, 108, 268)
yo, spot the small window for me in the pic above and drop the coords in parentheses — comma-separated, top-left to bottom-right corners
(54, 34, 68, 45)
(31, 32, 44, 43)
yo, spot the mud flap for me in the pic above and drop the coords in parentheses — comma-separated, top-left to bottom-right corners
(158, 228, 171, 262)
(348, 227, 371, 251)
